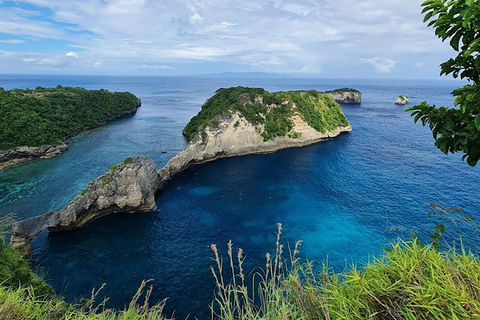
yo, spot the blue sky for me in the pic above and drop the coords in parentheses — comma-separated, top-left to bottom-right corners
(0, 0, 456, 78)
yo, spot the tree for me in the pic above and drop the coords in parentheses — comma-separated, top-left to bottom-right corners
(407, 0, 480, 166)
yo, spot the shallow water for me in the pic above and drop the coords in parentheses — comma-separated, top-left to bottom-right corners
(1, 75, 479, 319)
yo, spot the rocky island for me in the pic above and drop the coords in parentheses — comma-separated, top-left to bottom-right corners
(324, 88, 362, 104)
(395, 95, 409, 105)
(0, 86, 141, 170)
(11, 87, 353, 255)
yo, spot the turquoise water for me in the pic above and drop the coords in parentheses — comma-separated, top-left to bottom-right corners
(1, 75, 479, 318)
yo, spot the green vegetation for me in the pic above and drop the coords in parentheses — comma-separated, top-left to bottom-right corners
(0, 86, 139, 150)
(123, 157, 133, 164)
(324, 87, 360, 93)
(0, 282, 172, 320)
(183, 87, 349, 142)
(407, 0, 480, 166)
(110, 164, 120, 171)
(1, 214, 480, 319)
(211, 224, 480, 320)
(0, 216, 53, 298)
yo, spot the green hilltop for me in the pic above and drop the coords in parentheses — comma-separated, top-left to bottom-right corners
(0, 86, 140, 150)
(182, 87, 350, 142)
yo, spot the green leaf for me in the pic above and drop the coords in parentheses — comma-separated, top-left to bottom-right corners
(475, 116, 480, 130)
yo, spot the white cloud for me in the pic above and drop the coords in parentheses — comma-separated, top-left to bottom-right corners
(0, 39, 24, 44)
(93, 60, 102, 67)
(360, 57, 396, 73)
(65, 51, 78, 58)
(189, 12, 204, 25)
(139, 64, 173, 69)
(220, 21, 237, 27)
(0, 0, 454, 77)
(415, 62, 425, 68)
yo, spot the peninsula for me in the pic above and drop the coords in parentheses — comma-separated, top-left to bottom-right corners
(0, 86, 141, 170)
(11, 87, 353, 255)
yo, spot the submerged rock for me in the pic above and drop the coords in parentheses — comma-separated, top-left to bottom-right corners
(10, 157, 159, 255)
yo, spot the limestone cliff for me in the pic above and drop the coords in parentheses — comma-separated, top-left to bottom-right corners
(325, 88, 362, 104)
(160, 106, 350, 186)
(10, 157, 158, 256)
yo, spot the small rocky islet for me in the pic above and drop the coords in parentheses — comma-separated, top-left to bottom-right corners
(11, 86, 358, 255)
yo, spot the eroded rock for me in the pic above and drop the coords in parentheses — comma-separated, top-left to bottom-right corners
(10, 157, 159, 255)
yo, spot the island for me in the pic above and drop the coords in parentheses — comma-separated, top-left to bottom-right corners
(324, 88, 362, 104)
(395, 95, 409, 105)
(0, 86, 141, 170)
(11, 87, 353, 255)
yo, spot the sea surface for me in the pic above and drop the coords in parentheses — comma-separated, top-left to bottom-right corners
(1, 75, 479, 319)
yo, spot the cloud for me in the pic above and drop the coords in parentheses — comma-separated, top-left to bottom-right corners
(93, 60, 102, 68)
(360, 57, 396, 73)
(220, 21, 237, 27)
(0, 39, 24, 44)
(0, 0, 453, 77)
(65, 51, 78, 58)
(139, 64, 173, 69)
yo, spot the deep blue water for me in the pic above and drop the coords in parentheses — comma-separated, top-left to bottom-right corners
(1, 75, 479, 319)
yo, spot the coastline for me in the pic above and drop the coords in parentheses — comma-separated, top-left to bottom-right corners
(0, 99, 141, 171)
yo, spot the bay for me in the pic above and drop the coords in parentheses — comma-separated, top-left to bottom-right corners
(1, 75, 479, 319)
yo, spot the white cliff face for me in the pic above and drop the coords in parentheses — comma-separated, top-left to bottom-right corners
(159, 110, 351, 186)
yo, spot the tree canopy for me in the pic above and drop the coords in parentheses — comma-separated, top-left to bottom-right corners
(0, 86, 139, 150)
(407, 0, 480, 166)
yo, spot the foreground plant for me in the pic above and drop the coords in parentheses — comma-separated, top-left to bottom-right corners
(407, 0, 480, 166)
(210, 224, 480, 320)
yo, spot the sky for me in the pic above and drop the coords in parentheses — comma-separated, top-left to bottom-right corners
(0, 0, 457, 78)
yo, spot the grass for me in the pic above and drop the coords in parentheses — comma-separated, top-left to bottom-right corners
(0, 281, 172, 320)
(210, 223, 480, 320)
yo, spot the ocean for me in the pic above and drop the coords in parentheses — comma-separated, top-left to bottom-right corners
(1, 75, 479, 319)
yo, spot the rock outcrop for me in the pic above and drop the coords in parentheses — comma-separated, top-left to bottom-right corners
(395, 95, 409, 105)
(325, 88, 362, 104)
(10, 157, 159, 256)
(0, 144, 68, 170)
(159, 112, 350, 187)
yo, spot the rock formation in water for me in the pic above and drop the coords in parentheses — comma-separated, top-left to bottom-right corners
(395, 95, 409, 105)
(0, 144, 68, 170)
(324, 88, 362, 104)
(11, 87, 355, 256)
(10, 157, 158, 256)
